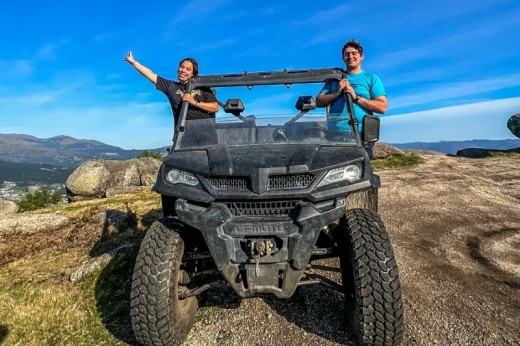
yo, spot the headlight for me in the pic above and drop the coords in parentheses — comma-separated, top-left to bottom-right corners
(318, 165, 362, 187)
(165, 169, 199, 186)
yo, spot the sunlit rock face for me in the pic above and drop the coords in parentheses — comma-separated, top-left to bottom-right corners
(65, 157, 161, 202)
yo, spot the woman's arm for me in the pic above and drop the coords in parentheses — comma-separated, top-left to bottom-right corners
(124, 51, 158, 85)
(182, 93, 219, 112)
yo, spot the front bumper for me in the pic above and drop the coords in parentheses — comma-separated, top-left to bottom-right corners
(174, 197, 345, 298)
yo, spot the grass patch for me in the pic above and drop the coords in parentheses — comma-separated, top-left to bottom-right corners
(0, 247, 136, 345)
(371, 153, 425, 171)
(93, 249, 138, 344)
(35, 188, 161, 218)
(0, 189, 162, 345)
(0, 274, 126, 345)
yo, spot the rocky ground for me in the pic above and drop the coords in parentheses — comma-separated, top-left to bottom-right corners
(1, 152, 518, 345)
(181, 152, 520, 346)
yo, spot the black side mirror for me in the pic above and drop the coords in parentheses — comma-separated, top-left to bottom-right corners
(224, 98, 245, 116)
(295, 96, 316, 111)
(362, 115, 380, 143)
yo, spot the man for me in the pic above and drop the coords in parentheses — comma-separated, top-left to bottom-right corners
(316, 39, 387, 156)
(124, 51, 219, 127)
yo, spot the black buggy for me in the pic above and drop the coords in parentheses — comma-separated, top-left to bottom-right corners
(130, 68, 404, 345)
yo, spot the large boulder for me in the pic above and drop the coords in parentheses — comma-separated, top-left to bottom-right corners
(456, 147, 520, 158)
(373, 142, 405, 160)
(0, 200, 19, 215)
(507, 113, 520, 138)
(0, 214, 69, 237)
(65, 157, 161, 202)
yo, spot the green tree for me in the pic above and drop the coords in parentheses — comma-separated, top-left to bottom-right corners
(18, 188, 63, 212)
(137, 150, 163, 160)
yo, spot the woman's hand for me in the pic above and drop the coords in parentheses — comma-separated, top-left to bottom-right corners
(124, 51, 135, 64)
(182, 93, 197, 105)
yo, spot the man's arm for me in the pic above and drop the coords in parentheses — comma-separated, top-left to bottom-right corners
(124, 51, 158, 85)
(351, 73, 388, 114)
(356, 95, 388, 114)
(316, 79, 347, 107)
(316, 90, 342, 107)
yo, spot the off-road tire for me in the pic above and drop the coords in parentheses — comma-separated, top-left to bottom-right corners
(337, 208, 404, 345)
(130, 218, 198, 346)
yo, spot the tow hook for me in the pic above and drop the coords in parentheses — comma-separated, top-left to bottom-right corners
(246, 238, 278, 277)
(247, 238, 277, 257)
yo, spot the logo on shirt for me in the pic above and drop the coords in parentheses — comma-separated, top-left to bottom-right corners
(175, 89, 202, 97)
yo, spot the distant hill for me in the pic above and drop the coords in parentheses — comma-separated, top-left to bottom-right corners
(0, 134, 166, 167)
(390, 139, 520, 155)
(0, 160, 74, 187)
(1, 133, 518, 167)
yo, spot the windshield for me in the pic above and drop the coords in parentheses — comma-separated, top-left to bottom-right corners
(176, 82, 357, 150)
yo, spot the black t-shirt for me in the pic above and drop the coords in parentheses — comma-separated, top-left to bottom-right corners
(156, 76, 217, 126)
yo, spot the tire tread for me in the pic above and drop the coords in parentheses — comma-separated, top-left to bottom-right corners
(130, 218, 197, 346)
(340, 208, 404, 345)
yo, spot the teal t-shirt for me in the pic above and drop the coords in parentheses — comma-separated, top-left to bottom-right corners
(320, 70, 386, 130)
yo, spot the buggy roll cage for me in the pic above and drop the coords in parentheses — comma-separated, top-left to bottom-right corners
(173, 68, 359, 147)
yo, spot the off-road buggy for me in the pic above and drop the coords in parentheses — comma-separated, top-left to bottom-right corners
(130, 68, 404, 345)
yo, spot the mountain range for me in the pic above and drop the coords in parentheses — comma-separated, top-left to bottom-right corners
(0, 133, 166, 167)
(1, 133, 519, 167)
(390, 138, 520, 155)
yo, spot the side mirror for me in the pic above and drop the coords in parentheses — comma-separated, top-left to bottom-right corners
(295, 96, 317, 111)
(362, 115, 380, 143)
(224, 98, 245, 116)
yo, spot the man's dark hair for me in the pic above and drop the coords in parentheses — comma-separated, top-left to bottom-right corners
(342, 39, 364, 57)
(180, 57, 199, 76)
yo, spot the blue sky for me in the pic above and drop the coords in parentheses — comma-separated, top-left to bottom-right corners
(1, 0, 519, 149)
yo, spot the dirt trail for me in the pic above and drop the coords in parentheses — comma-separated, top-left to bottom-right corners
(379, 153, 520, 345)
(183, 153, 520, 346)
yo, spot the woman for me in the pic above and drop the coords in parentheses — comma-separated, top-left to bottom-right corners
(124, 51, 219, 127)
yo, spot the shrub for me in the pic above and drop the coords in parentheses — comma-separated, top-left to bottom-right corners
(137, 150, 163, 160)
(372, 153, 425, 171)
(18, 188, 64, 212)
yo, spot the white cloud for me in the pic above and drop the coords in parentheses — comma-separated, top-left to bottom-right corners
(36, 39, 70, 61)
(371, 4, 520, 73)
(94, 33, 111, 42)
(167, 0, 232, 24)
(0, 59, 34, 79)
(189, 38, 237, 52)
(0, 92, 58, 107)
(291, 4, 351, 26)
(381, 97, 520, 143)
(0, 100, 173, 149)
(390, 72, 520, 109)
(0, 77, 95, 109)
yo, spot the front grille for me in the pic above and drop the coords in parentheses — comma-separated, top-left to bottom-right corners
(208, 176, 249, 190)
(223, 200, 300, 217)
(268, 174, 314, 190)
